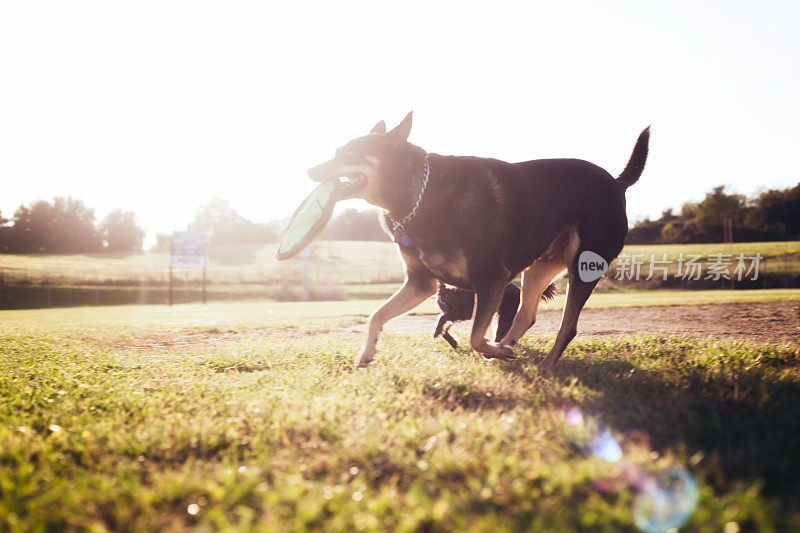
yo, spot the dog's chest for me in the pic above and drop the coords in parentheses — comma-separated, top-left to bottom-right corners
(394, 226, 472, 286)
(417, 247, 470, 286)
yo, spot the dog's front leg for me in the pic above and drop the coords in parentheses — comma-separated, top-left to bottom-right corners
(357, 280, 435, 367)
(357, 269, 436, 368)
(470, 284, 515, 360)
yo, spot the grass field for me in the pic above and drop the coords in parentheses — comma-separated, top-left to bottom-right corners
(1, 239, 798, 308)
(0, 241, 404, 286)
(1, 240, 797, 287)
(1, 300, 799, 531)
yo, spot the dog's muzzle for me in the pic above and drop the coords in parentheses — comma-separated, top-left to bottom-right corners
(307, 160, 334, 182)
(307, 159, 368, 198)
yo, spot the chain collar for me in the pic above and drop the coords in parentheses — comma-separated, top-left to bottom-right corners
(389, 157, 430, 232)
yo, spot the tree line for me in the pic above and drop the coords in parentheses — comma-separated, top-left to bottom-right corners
(150, 200, 387, 251)
(0, 198, 144, 253)
(627, 182, 800, 244)
(2, 181, 796, 254)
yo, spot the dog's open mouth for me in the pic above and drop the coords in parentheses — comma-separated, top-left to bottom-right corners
(336, 173, 367, 197)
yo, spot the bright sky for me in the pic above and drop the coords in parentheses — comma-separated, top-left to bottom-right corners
(1, 1, 798, 245)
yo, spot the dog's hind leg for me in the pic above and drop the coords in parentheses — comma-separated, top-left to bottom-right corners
(539, 213, 626, 370)
(499, 260, 565, 347)
(470, 283, 515, 360)
(539, 271, 598, 371)
(494, 284, 521, 342)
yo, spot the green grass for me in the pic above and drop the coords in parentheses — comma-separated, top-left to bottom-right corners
(1, 301, 799, 531)
(623, 241, 799, 260)
(617, 241, 800, 278)
(569, 288, 800, 308)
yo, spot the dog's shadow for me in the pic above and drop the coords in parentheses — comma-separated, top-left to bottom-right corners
(491, 342, 800, 505)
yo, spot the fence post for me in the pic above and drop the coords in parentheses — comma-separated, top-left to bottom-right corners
(727, 218, 735, 290)
(303, 246, 311, 301)
(139, 275, 146, 305)
(786, 252, 790, 288)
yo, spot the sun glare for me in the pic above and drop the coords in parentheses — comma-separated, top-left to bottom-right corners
(0, 1, 798, 242)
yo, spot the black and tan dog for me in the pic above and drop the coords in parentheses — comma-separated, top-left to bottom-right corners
(308, 113, 649, 369)
(434, 282, 556, 350)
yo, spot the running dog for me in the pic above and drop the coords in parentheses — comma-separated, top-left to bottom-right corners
(434, 282, 557, 349)
(308, 113, 649, 369)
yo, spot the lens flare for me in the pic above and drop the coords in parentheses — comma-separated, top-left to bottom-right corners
(564, 407, 622, 463)
(589, 429, 623, 463)
(633, 468, 699, 533)
(562, 406, 699, 532)
(565, 406, 584, 427)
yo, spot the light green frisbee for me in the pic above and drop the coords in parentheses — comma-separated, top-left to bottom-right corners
(276, 180, 339, 261)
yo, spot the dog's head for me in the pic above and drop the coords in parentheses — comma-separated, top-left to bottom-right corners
(307, 112, 424, 209)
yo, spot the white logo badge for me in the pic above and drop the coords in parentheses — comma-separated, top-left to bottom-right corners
(578, 251, 608, 282)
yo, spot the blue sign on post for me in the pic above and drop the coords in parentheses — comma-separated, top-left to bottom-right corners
(169, 231, 209, 305)
(170, 231, 209, 266)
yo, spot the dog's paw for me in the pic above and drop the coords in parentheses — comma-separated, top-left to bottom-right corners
(538, 357, 556, 373)
(480, 342, 515, 360)
(355, 346, 376, 368)
(497, 333, 519, 348)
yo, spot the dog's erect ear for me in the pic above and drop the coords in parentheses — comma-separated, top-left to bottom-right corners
(370, 120, 386, 135)
(387, 111, 413, 141)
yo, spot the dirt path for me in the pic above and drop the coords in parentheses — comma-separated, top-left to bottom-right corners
(375, 301, 800, 346)
(107, 301, 798, 353)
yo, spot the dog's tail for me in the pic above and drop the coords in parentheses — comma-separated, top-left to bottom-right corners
(617, 126, 650, 189)
(541, 283, 557, 303)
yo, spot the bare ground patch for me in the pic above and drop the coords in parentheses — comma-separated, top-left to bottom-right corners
(378, 301, 800, 347)
(100, 301, 799, 352)
(101, 322, 367, 352)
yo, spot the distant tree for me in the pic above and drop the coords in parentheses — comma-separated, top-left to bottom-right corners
(189, 199, 278, 245)
(626, 219, 668, 244)
(321, 209, 387, 241)
(747, 183, 800, 240)
(100, 209, 145, 252)
(660, 219, 700, 244)
(680, 202, 700, 219)
(0, 209, 8, 252)
(694, 186, 747, 240)
(628, 181, 800, 244)
(9, 197, 102, 253)
(152, 233, 172, 252)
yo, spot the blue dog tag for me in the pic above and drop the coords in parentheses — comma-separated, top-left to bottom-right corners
(393, 229, 414, 247)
